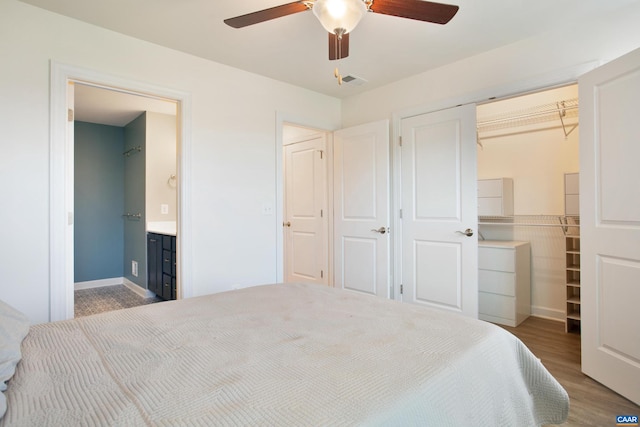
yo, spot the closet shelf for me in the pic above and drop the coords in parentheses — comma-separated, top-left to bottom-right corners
(477, 98, 578, 141)
(567, 311, 581, 321)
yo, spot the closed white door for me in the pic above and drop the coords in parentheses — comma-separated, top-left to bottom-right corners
(334, 120, 390, 297)
(579, 47, 640, 405)
(283, 135, 328, 285)
(400, 105, 478, 317)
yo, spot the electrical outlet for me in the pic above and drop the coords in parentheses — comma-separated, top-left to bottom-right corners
(132, 260, 138, 277)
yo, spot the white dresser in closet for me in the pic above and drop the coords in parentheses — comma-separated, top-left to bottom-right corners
(478, 178, 514, 217)
(564, 172, 579, 216)
(478, 240, 531, 327)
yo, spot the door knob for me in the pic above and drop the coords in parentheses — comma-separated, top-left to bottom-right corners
(456, 228, 474, 237)
(371, 227, 388, 234)
(283, 221, 291, 227)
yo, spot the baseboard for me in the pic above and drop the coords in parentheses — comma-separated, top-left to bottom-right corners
(123, 278, 155, 298)
(531, 306, 565, 322)
(74, 277, 123, 290)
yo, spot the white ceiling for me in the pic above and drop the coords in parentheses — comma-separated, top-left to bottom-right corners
(22, 0, 634, 101)
(74, 84, 177, 126)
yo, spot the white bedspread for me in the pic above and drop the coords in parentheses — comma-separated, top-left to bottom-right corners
(1, 283, 568, 426)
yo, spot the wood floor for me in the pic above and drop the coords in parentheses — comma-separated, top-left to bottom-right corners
(499, 317, 639, 427)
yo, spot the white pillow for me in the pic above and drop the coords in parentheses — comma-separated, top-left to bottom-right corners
(0, 300, 30, 418)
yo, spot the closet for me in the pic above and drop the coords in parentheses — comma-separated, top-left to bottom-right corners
(476, 84, 580, 333)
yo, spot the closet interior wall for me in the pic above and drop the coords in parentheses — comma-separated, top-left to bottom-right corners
(476, 84, 579, 322)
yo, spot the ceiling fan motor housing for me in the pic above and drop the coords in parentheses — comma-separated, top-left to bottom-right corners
(312, 0, 367, 35)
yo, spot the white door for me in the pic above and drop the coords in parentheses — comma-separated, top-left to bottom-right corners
(400, 105, 478, 317)
(334, 120, 390, 297)
(579, 47, 640, 405)
(283, 134, 329, 285)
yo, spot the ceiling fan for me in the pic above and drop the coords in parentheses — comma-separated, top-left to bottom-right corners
(224, 0, 459, 61)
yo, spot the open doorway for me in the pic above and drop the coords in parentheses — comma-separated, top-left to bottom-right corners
(49, 62, 192, 321)
(72, 83, 178, 316)
(475, 84, 580, 330)
(281, 123, 331, 286)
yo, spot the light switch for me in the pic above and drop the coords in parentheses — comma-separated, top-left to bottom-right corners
(262, 203, 273, 215)
(161, 204, 169, 215)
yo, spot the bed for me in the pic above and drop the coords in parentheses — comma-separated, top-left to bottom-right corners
(1, 282, 568, 426)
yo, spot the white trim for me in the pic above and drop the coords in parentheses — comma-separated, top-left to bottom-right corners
(74, 277, 155, 298)
(531, 308, 566, 322)
(50, 61, 192, 321)
(275, 111, 336, 283)
(123, 278, 155, 298)
(390, 112, 401, 301)
(74, 277, 124, 290)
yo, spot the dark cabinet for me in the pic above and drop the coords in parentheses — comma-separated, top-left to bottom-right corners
(147, 234, 161, 296)
(147, 232, 176, 300)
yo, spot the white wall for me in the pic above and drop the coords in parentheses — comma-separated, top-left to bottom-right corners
(146, 111, 178, 222)
(0, 0, 341, 324)
(341, 2, 640, 127)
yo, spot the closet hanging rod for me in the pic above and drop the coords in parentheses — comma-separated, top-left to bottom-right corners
(477, 104, 578, 127)
(479, 215, 580, 234)
(478, 222, 579, 228)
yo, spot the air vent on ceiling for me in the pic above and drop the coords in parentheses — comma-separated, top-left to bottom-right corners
(341, 75, 367, 86)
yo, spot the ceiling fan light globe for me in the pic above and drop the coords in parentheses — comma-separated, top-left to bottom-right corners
(312, 0, 366, 34)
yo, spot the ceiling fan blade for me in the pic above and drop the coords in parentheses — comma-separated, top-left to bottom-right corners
(224, 2, 310, 29)
(329, 32, 350, 60)
(369, 0, 459, 25)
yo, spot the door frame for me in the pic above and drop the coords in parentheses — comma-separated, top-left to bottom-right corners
(276, 112, 335, 283)
(50, 61, 192, 321)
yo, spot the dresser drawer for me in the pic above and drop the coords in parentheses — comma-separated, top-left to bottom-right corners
(478, 197, 504, 216)
(479, 269, 516, 296)
(478, 247, 515, 272)
(479, 292, 515, 320)
(565, 194, 580, 216)
(477, 179, 504, 197)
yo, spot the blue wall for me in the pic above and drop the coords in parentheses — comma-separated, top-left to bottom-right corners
(74, 121, 125, 282)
